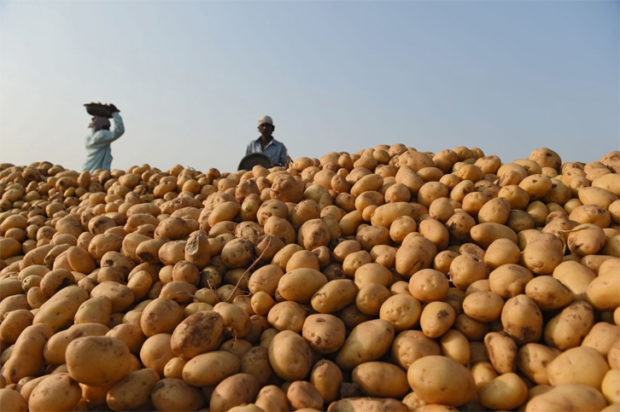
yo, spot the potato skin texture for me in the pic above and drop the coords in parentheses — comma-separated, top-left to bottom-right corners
(106, 368, 160, 411)
(66, 336, 132, 386)
(2, 323, 53, 384)
(170, 311, 224, 359)
(407, 355, 476, 406)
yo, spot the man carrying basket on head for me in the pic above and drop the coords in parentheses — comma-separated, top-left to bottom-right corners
(83, 103, 125, 172)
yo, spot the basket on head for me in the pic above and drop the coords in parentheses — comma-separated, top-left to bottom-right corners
(84, 102, 114, 118)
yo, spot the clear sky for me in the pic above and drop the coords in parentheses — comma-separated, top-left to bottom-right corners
(0, 0, 618, 173)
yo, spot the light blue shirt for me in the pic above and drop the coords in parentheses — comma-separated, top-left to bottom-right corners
(245, 136, 288, 167)
(83, 112, 124, 172)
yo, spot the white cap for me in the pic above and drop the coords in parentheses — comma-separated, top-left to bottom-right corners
(258, 115, 274, 126)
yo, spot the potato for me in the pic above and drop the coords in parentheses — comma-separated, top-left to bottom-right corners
(446, 211, 476, 241)
(418, 218, 449, 249)
(140, 297, 184, 337)
(570, 204, 612, 227)
(552, 260, 596, 299)
(407, 355, 476, 406)
(522, 233, 564, 275)
(255, 385, 290, 412)
(525, 383, 607, 412)
(139, 333, 174, 375)
(0, 309, 33, 343)
(419, 301, 455, 338)
(0, 278, 23, 301)
(0, 388, 27, 412)
(310, 359, 343, 403)
(33, 285, 88, 331)
(286, 380, 324, 410)
(587, 270, 620, 310)
(74, 295, 112, 325)
(601, 369, 620, 404)
(352, 361, 408, 398)
(567, 224, 607, 256)
(150, 378, 204, 411)
(298, 218, 331, 250)
(220, 338, 253, 357)
(389, 215, 417, 243)
(418, 181, 449, 207)
(391, 330, 441, 369)
(311, 279, 357, 313)
(343, 250, 372, 276)
(470, 222, 517, 248)
(408, 268, 449, 302)
(356, 224, 389, 250)
(106, 323, 145, 355)
(221, 238, 254, 268)
(160, 280, 196, 303)
(277, 268, 328, 303)
(328, 397, 408, 412)
(28, 373, 81, 412)
(395, 233, 437, 277)
(519, 344, 560, 388)
(478, 372, 528, 410)
(478, 197, 511, 224)
(379, 294, 422, 331)
(484, 331, 518, 374)
(2, 323, 53, 384)
(582, 322, 620, 356)
(354, 262, 392, 288)
(544, 300, 594, 350)
(462, 291, 503, 322)
(170, 310, 224, 359)
(90, 281, 134, 312)
(489, 263, 533, 298)
(88, 232, 123, 260)
(106, 368, 159, 411)
(135, 238, 165, 262)
(268, 330, 312, 380)
(439, 329, 470, 365)
(547, 346, 609, 387)
(65, 336, 132, 386)
(484, 238, 521, 268)
(182, 350, 240, 386)
(471, 361, 498, 388)
(336, 319, 395, 369)
(248, 263, 284, 295)
(267, 301, 308, 332)
(449, 253, 487, 290)
(501, 294, 543, 344)
(592, 172, 620, 196)
(214, 302, 251, 338)
(339, 210, 363, 235)
(44, 323, 109, 365)
(524, 275, 573, 310)
(355, 283, 392, 315)
(286, 249, 320, 271)
(333, 239, 362, 261)
(240, 346, 272, 385)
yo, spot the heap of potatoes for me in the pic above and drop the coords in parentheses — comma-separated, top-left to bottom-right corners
(0, 145, 619, 412)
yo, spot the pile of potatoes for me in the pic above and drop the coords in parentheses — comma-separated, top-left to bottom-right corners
(0, 145, 619, 412)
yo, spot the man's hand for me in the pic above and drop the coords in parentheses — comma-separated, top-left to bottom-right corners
(108, 104, 120, 113)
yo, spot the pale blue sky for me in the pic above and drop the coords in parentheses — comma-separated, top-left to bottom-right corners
(0, 0, 618, 172)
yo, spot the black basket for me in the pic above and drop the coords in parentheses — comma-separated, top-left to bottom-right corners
(238, 153, 273, 170)
(84, 102, 114, 118)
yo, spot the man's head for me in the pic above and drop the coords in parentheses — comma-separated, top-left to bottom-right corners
(89, 116, 110, 131)
(257, 115, 274, 137)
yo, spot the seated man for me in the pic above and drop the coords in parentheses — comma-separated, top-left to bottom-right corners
(83, 107, 124, 172)
(245, 115, 289, 167)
